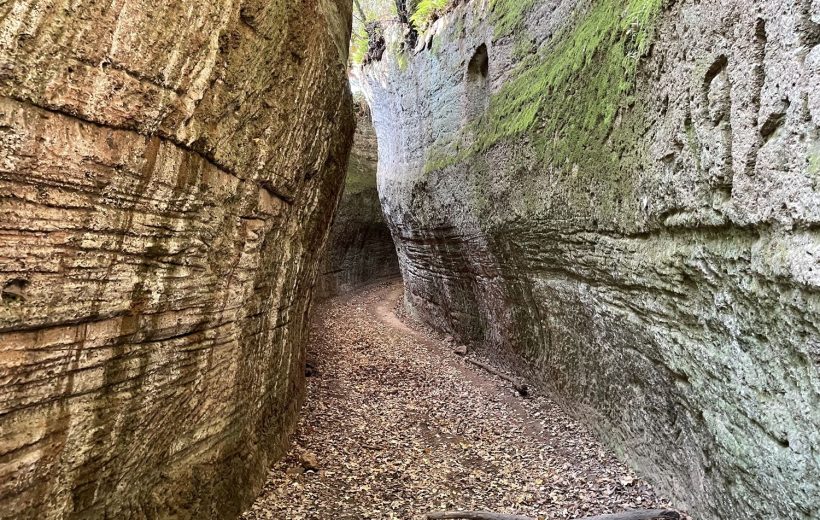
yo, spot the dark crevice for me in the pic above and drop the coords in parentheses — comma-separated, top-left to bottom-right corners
(467, 44, 489, 80)
(260, 180, 295, 205)
(745, 17, 768, 176)
(363, 21, 386, 63)
(760, 107, 787, 142)
(395, 0, 419, 48)
(799, 0, 820, 46)
(1, 278, 29, 303)
(703, 55, 728, 90)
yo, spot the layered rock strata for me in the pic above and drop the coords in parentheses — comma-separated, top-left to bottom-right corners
(0, 1, 354, 518)
(362, 0, 820, 518)
(316, 100, 400, 299)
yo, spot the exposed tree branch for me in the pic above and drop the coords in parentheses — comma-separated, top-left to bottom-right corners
(425, 512, 534, 520)
(353, 0, 367, 23)
(578, 511, 680, 520)
(464, 357, 529, 396)
(424, 510, 681, 520)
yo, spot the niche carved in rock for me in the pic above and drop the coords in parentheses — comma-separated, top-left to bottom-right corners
(465, 43, 490, 122)
(699, 55, 734, 200)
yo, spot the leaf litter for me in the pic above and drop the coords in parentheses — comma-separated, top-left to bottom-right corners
(241, 281, 682, 520)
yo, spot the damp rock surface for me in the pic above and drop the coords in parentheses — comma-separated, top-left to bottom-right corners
(0, 1, 354, 518)
(361, 1, 820, 518)
(316, 100, 400, 299)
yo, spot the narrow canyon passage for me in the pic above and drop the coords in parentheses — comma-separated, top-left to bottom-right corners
(241, 281, 675, 519)
(1, 0, 817, 518)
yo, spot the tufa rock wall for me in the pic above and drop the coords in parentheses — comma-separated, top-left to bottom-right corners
(316, 99, 400, 299)
(361, 0, 820, 518)
(0, 0, 354, 518)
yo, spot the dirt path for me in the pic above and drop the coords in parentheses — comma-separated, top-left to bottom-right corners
(242, 281, 674, 520)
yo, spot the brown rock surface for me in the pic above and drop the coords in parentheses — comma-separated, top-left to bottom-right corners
(0, 1, 354, 519)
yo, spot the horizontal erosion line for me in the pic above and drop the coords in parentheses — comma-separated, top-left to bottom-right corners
(0, 304, 244, 335)
(71, 55, 187, 96)
(394, 219, 771, 244)
(2, 94, 295, 206)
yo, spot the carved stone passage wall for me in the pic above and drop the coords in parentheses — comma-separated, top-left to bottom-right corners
(0, 1, 354, 518)
(362, 0, 820, 518)
(316, 100, 400, 299)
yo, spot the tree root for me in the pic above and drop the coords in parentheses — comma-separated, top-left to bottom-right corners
(464, 357, 529, 397)
(575, 511, 680, 520)
(425, 512, 534, 520)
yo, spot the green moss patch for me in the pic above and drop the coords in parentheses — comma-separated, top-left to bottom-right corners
(426, 0, 665, 174)
(490, 0, 538, 38)
(808, 141, 820, 177)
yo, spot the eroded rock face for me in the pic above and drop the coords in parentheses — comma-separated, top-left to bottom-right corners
(0, 1, 354, 518)
(362, 0, 820, 518)
(316, 99, 400, 299)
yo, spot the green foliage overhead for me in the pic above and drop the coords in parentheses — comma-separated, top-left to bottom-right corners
(410, 0, 449, 27)
(350, 28, 369, 65)
(350, 0, 398, 66)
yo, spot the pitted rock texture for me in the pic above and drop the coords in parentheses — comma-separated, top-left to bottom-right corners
(362, 0, 820, 519)
(316, 100, 400, 299)
(0, 1, 354, 519)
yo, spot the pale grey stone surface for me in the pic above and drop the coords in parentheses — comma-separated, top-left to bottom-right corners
(361, 1, 820, 518)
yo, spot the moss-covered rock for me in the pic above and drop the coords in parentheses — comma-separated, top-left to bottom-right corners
(362, 0, 820, 518)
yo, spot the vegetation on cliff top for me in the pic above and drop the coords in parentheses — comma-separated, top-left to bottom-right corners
(351, 0, 455, 65)
(350, 0, 398, 64)
(410, 0, 450, 27)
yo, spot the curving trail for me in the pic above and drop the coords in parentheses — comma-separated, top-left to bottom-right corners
(241, 281, 676, 520)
